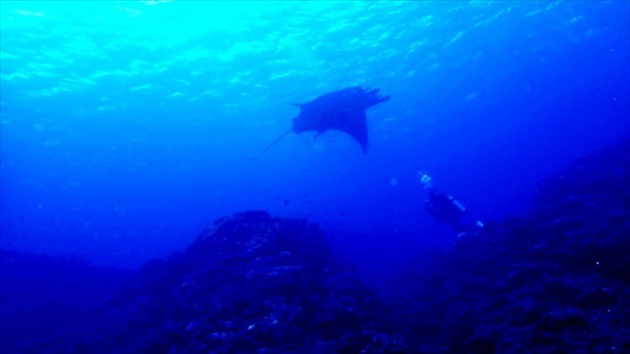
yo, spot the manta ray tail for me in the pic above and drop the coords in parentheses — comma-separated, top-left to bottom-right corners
(255, 128, 292, 158)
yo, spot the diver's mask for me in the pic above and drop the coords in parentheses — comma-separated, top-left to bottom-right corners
(417, 171, 433, 189)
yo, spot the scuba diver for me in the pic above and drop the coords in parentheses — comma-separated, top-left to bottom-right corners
(418, 171, 484, 237)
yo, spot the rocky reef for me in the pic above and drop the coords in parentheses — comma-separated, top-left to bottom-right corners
(389, 137, 630, 352)
(4, 211, 401, 353)
(1, 138, 628, 353)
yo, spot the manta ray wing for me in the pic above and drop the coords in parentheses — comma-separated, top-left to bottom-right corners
(326, 108, 368, 152)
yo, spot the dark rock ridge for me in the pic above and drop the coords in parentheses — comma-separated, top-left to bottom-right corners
(125, 210, 397, 353)
(8, 211, 401, 353)
(389, 137, 630, 352)
(0, 251, 135, 353)
(1, 138, 629, 353)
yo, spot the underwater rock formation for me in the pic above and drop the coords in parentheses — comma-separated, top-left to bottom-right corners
(390, 137, 630, 352)
(0, 250, 135, 353)
(1, 138, 629, 353)
(11, 211, 402, 353)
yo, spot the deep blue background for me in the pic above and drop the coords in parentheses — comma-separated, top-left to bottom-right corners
(1, 1, 628, 271)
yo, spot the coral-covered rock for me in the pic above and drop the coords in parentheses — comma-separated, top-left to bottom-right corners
(2, 138, 629, 353)
(15, 211, 402, 353)
(389, 138, 630, 352)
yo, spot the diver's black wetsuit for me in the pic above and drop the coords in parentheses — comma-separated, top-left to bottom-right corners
(425, 188, 482, 235)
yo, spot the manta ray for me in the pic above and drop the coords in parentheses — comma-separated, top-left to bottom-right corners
(259, 86, 390, 155)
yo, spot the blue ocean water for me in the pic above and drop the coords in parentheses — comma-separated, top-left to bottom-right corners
(1, 0, 628, 273)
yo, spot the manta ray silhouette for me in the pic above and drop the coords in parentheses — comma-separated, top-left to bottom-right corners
(259, 86, 390, 155)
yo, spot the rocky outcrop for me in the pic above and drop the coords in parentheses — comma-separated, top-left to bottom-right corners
(2, 138, 629, 353)
(390, 138, 630, 352)
(15, 211, 402, 353)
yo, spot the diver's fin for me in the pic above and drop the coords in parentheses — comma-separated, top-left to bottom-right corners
(255, 128, 292, 159)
